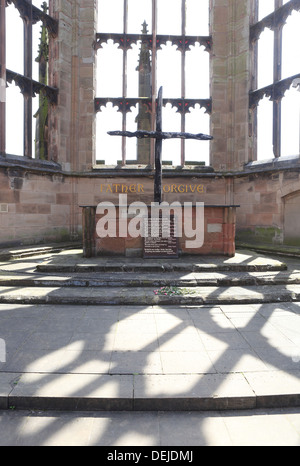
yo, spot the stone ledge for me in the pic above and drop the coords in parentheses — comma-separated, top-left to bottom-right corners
(236, 242, 300, 258)
(0, 243, 82, 261)
(245, 155, 300, 172)
(0, 271, 299, 288)
(0, 154, 62, 173)
(0, 284, 300, 305)
(1, 372, 299, 412)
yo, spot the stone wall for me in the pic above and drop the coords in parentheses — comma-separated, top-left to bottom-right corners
(0, 167, 229, 247)
(1, 162, 300, 248)
(0, 167, 73, 246)
(0, 0, 299, 250)
(234, 167, 300, 245)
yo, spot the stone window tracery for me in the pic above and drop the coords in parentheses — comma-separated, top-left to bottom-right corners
(250, 0, 300, 160)
(0, 0, 58, 160)
(95, 0, 212, 167)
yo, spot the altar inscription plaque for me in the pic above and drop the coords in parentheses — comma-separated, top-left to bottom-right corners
(143, 215, 179, 259)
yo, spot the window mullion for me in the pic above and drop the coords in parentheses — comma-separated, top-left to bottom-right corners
(0, 0, 6, 156)
(23, 0, 33, 158)
(181, 0, 186, 166)
(250, 0, 259, 161)
(150, 0, 157, 167)
(121, 0, 128, 166)
(273, 0, 283, 158)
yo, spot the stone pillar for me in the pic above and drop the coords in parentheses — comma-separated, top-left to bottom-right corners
(136, 21, 152, 165)
(77, 1, 97, 172)
(48, 0, 97, 172)
(210, 0, 251, 172)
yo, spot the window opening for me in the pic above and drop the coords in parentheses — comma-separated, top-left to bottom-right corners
(250, 0, 300, 160)
(1, 0, 58, 160)
(95, 0, 212, 167)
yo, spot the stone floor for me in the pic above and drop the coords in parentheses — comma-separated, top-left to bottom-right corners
(0, 301, 300, 411)
(0, 245, 300, 445)
(0, 247, 299, 413)
(1, 407, 300, 446)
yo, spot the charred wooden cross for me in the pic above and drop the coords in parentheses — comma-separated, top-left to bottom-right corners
(108, 87, 213, 203)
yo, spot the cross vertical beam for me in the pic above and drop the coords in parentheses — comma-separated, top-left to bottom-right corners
(108, 87, 212, 205)
(154, 87, 163, 203)
(151, 0, 158, 167)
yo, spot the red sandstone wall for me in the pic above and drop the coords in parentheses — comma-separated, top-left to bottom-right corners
(234, 170, 300, 245)
(0, 167, 299, 249)
(0, 170, 229, 247)
(0, 169, 73, 246)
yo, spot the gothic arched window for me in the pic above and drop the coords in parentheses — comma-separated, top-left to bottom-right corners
(95, 0, 212, 167)
(250, 0, 300, 160)
(0, 0, 58, 160)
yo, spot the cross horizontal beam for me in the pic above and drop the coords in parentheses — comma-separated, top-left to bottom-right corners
(108, 87, 212, 203)
(108, 130, 213, 141)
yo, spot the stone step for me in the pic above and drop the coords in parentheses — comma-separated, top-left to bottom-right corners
(236, 242, 300, 259)
(36, 259, 287, 274)
(1, 284, 300, 305)
(0, 271, 300, 288)
(0, 243, 81, 261)
(2, 372, 300, 412)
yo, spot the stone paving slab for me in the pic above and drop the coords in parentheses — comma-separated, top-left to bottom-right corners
(0, 302, 299, 411)
(1, 407, 300, 446)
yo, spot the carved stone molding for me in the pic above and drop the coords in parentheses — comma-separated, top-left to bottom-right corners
(292, 77, 300, 91)
(250, 0, 300, 43)
(95, 33, 212, 53)
(6, 69, 58, 103)
(95, 97, 212, 115)
(249, 73, 300, 108)
(6, 0, 58, 37)
(163, 98, 212, 115)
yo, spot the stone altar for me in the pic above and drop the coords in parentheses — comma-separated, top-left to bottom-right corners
(81, 204, 238, 258)
(81, 87, 238, 259)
